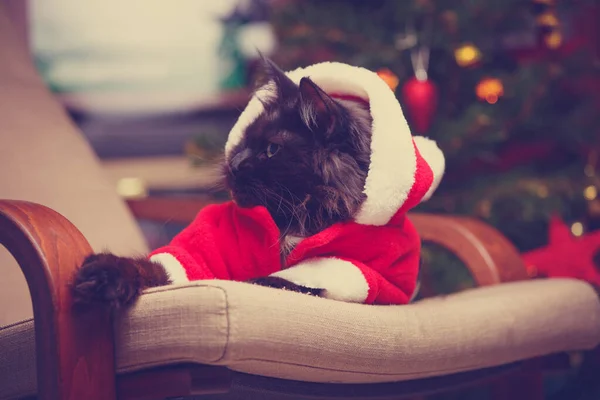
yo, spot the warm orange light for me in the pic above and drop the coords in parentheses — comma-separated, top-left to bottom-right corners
(454, 43, 481, 68)
(584, 185, 598, 201)
(377, 68, 400, 91)
(536, 12, 559, 27)
(476, 78, 504, 104)
(545, 31, 562, 49)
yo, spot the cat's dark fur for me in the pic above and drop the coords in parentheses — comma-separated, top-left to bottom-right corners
(72, 58, 373, 309)
(72, 253, 171, 310)
(226, 58, 372, 238)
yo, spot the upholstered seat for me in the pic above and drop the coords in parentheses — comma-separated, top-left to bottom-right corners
(2, 278, 599, 399)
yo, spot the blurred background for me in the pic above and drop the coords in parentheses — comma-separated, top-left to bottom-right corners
(30, 0, 600, 290)
(21, 0, 600, 398)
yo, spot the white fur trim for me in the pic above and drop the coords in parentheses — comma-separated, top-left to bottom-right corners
(225, 84, 275, 160)
(271, 258, 369, 303)
(413, 136, 445, 201)
(149, 253, 189, 284)
(225, 62, 419, 226)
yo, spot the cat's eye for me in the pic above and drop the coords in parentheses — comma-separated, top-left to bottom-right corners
(266, 143, 281, 158)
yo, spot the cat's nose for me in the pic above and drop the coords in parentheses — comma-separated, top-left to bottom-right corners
(229, 148, 252, 173)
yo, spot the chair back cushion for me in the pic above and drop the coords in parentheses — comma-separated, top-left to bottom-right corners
(0, 3, 148, 326)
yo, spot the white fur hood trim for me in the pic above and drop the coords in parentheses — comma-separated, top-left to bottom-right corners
(225, 62, 445, 226)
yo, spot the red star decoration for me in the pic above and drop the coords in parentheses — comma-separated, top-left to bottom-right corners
(522, 215, 600, 286)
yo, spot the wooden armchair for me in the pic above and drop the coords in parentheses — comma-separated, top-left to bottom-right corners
(2, 199, 600, 400)
(1, 3, 599, 399)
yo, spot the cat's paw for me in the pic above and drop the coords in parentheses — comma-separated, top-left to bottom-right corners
(72, 253, 142, 310)
(248, 276, 324, 297)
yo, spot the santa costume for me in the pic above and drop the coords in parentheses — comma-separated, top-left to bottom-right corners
(149, 62, 445, 305)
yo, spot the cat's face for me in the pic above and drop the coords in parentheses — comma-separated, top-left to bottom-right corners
(225, 59, 372, 237)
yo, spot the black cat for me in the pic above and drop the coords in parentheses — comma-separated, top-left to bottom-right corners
(72, 57, 373, 309)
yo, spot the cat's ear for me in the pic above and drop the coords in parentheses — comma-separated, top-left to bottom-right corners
(254, 55, 297, 103)
(298, 77, 340, 137)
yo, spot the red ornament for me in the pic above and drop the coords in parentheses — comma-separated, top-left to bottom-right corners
(401, 77, 439, 134)
(522, 215, 600, 287)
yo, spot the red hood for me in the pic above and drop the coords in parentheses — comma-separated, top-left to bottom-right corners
(225, 62, 445, 226)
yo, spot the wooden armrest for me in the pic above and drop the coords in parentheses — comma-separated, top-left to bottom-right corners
(0, 200, 116, 400)
(409, 213, 529, 285)
(126, 196, 224, 223)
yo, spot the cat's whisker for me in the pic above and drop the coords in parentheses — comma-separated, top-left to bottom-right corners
(276, 192, 284, 214)
(275, 184, 310, 234)
(265, 191, 298, 241)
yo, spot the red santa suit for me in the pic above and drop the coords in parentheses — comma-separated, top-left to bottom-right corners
(149, 62, 445, 305)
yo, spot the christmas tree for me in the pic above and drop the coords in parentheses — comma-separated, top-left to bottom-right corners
(267, 0, 600, 293)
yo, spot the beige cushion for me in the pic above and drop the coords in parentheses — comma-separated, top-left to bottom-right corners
(1, 278, 599, 399)
(0, 3, 148, 326)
